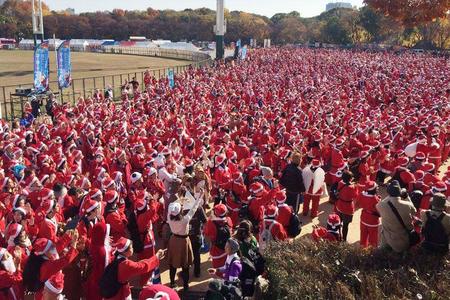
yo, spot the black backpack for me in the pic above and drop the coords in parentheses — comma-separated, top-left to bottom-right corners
(247, 246, 265, 276)
(287, 213, 302, 238)
(230, 256, 258, 297)
(99, 256, 126, 298)
(214, 222, 231, 250)
(126, 210, 144, 253)
(422, 212, 449, 254)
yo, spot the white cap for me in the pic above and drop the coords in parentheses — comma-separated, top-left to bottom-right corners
(168, 202, 181, 216)
(131, 172, 142, 184)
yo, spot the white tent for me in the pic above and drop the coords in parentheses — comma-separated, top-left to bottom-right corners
(69, 39, 89, 51)
(159, 42, 200, 52)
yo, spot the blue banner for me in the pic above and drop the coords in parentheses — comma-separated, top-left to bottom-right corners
(241, 45, 248, 60)
(57, 40, 72, 89)
(168, 69, 174, 89)
(34, 42, 49, 93)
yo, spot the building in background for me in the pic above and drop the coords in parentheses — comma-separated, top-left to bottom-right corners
(0, 0, 6, 6)
(326, 2, 353, 11)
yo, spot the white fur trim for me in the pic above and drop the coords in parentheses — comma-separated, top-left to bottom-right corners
(44, 280, 63, 294)
(117, 239, 131, 253)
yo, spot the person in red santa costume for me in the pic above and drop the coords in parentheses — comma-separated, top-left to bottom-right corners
(104, 190, 127, 243)
(22, 230, 79, 300)
(76, 198, 102, 248)
(311, 213, 343, 242)
(258, 204, 287, 253)
(357, 181, 381, 248)
(103, 237, 165, 300)
(334, 171, 359, 242)
(0, 247, 23, 300)
(275, 190, 293, 229)
(85, 222, 112, 300)
(203, 204, 233, 269)
(302, 159, 326, 218)
(135, 194, 160, 286)
(221, 172, 248, 226)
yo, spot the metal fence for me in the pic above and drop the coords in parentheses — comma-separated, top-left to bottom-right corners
(0, 49, 212, 121)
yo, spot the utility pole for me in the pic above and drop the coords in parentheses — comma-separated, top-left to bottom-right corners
(214, 0, 226, 60)
(32, 0, 44, 47)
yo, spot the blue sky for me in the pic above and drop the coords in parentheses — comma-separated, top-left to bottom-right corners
(44, 0, 365, 18)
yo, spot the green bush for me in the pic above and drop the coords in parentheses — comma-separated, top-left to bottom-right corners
(263, 238, 450, 300)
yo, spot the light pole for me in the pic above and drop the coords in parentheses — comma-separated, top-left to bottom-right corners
(31, 0, 44, 46)
(214, 0, 226, 59)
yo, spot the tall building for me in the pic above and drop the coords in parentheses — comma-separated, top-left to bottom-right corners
(326, 2, 353, 11)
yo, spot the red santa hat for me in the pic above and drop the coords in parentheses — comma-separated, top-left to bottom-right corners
(244, 158, 256, 170)
(213, 204, 228, 219)
(41, 199, 56, 215)
(215, 155, 226, 167)
(275, 190, 287, 203)
(335, 137, 345, 147)
(186, 138, 195, 147)
(327, 213, 342, 229)
(414, 170, 425, 181)
(431, 181, 447, 194)
(184, 158, 194, 168)
(89, 188, 102, 200)
(115, 237, 132, 253)
(365, 181, 378, 191)
(135, 196, 148, 211)
(421, 162, 435, 173)
(264, 204, 278, 218)
(40, 188, 54, 202)
(81, 198, 99, 215)
(7, 223, 23, 246)
(33, 238, 53, 255)
(104, 190, 119, 204)
(102, 177, 115, 190)
(415, 152, 426, 160)
(232, 172, 243, 183)
(360, 151, 370, 159)
(397, 157, 409, 167)
(311, 159, 321, 168)
(249, 182, 264, 195)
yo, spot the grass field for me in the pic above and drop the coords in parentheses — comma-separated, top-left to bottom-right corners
(0, 50, 189, 87)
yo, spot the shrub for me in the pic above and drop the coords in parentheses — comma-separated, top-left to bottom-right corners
(263, 237, 449, 300)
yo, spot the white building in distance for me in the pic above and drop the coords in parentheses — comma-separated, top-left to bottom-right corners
(326, 2, 353, 11)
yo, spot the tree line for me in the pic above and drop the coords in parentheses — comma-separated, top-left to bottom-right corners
(0, 0, 448, 49)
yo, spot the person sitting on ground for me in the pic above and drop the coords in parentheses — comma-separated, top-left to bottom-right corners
(420, 193, 450, 254)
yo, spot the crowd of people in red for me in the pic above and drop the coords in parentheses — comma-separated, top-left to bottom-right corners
(0, 47, 449, 300)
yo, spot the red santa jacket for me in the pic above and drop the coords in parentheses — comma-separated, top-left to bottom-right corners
(204, 218, 233, 259)
(276, 203, 292, 228)
(105, 208, 127, 244)
(335, 182, 358, 215)
(357, 192, 381, 227)
(0, 269, 22, 300)
(105, 256, 159, 300)
(136, 202, 160, 253)
(35, 246, 78, 300)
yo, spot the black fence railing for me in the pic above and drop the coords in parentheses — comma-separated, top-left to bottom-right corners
(0, 50, 212, 120)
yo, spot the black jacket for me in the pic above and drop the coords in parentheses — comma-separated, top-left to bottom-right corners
(279, 163, 305, 193)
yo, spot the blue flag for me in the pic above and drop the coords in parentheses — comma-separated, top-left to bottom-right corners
(168, 69, 175, 89)
(57, 40, 72, 89)
(34, 42, 49, 93)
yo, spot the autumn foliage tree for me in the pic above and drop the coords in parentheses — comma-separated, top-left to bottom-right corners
(364, 0, 450, 27)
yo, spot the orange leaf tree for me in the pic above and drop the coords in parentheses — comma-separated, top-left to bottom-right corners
(364, 0, 450, 26)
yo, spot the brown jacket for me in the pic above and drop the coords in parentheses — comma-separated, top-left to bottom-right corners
(376, 196, 416, 253)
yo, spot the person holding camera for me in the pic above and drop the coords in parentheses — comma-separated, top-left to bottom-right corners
(376, 180, 417, 253)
